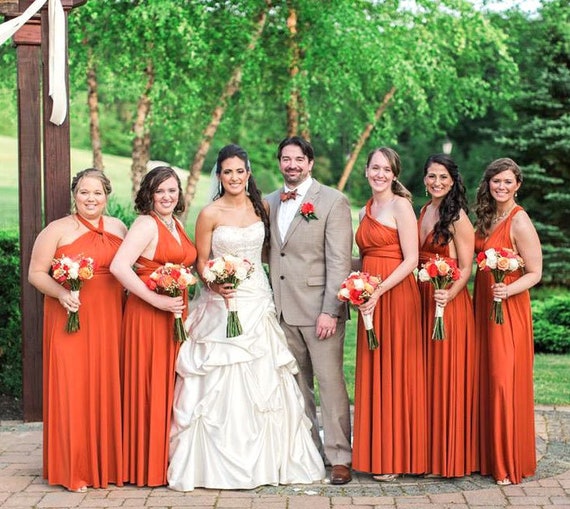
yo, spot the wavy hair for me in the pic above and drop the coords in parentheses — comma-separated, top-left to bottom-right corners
(366, 147, 412, 202)
(134, 166, 185, 215)
(215, 144, 270, 248)
(423, 154, 469, 246)
(475, 158, 522, 236)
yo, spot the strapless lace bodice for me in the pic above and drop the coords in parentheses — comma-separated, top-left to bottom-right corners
(211, 222, 269, 291)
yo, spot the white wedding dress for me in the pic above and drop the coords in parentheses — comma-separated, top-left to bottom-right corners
(168, 222, 325, 491)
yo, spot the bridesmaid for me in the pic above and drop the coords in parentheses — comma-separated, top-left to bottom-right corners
(473, 158, 542, 485)
(28, 169, 127, 492)
(110, 166, 197, 486)
(352, 147, 427, 481)
(418, 154, 478, 477)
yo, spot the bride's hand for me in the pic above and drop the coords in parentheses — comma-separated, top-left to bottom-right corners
(210, 282, 237, 299)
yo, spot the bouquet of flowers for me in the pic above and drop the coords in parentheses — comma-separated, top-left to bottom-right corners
(51, 255, 95, 333)
(476, 247, 524, 324)
(202, 255, 255, 338)
(337, 271, 382, 350)
(146, 263, 198, 342)
(418, 255, 461, 340)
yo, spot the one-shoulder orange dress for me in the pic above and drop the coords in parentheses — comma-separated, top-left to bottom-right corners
(474, 206, 536, 484)
(352, 201, 427, 475)
(418, 207, 478, 477)
(43, 215, 124, 490)
(122, 214, 197, 486)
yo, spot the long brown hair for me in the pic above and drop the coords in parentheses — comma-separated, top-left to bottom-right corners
(366, 147, 413, 202)
(475, 158, 522, 236)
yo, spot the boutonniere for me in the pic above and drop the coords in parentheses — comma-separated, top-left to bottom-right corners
(299, 202, 318, 221)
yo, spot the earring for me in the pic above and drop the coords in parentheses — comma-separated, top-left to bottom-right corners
(425, 187, 428, 197)
(217, 182, 222, 195)
(515, 191, 518, 197)
(246, 179, 250, 195)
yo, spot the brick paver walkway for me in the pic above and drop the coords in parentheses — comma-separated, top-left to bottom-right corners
(1, 406, 569, 508)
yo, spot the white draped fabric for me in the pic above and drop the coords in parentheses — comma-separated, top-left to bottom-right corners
(0, 0, 67, 125)
(168, 222, 325, 491)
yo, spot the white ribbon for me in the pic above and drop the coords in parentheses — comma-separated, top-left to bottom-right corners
(227, 297, 238, 312)
(0, 0, 67, 125)
(362, 312, 373, 331)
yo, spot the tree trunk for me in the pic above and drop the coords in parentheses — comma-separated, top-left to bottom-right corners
(86, 48, 103, 170)
(130, 61, 154, 200)
(337, 86, 396, 192)
(182, 1, 271, 221)
(286, 4, 300, 137)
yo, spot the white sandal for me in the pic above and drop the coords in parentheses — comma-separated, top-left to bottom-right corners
(373, 474, 398, 482)
(496, 478, 512, 486)
(67, 486, 88, 493)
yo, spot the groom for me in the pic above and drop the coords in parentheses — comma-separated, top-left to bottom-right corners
(266, 136, 353, 485)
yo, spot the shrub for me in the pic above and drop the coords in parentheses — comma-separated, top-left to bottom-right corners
(107, 197, 136, 228)
(0, 231, 22, 396)
(533, 294, 570, 354)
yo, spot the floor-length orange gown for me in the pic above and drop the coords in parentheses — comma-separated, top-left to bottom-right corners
(353, 200, 427, 475)
(418, 207, 478, 477)
(474, 206, 536, 484)
(43, 215, 124, 490)
(122, 214, 197, 486)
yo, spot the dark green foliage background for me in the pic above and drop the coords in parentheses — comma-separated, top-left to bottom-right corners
(0, 232, 22, 396)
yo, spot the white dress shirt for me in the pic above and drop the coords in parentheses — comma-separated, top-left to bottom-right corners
(277, 178, 314, 242)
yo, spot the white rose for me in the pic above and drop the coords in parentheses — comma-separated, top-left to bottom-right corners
(203, 267, 215, 283)
(418, 268, 431, 282)
(485, 249, 498, 269)
(353, 278, 365, 290)
(235, 266, 248, 280)
(212, 258, 225, 274)
(508, 258, 520, 271)
(68, 262, 79, 279)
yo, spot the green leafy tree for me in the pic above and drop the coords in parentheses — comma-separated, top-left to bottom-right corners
(490, 0, 570, 285)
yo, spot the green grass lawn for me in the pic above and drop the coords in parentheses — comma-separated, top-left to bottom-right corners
(2, 135, 568, 406)
(341, 317, 570, 406)
(534, 353, 570, 405)
(0, 135, 208, 232)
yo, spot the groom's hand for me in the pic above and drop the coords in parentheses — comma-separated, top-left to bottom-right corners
(316, 313, 338, 340)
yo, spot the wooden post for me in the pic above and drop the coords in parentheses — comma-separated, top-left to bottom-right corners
(41, 6, 71, 223)
(14, 0, 43, 423)
(1, 0, 87, 421)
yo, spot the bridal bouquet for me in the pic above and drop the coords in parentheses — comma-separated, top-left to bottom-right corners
(337, 271, 382, 350)
(476, 247, 524, 324)
(146, 263, 198, 342)
(418, 255, 461, 340)
(51, 254, 95, 333)
(202, 255, 254, 338)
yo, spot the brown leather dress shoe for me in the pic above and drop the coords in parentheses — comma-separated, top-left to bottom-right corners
(330, 464, 352, 485)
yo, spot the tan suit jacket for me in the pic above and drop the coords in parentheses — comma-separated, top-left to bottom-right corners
(266, 180, 352, 325)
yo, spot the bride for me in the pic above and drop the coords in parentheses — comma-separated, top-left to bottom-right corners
(167, 144, 325, 491)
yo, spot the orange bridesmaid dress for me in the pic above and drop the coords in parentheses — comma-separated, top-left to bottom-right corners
(418, 207, 478, 477)
(474, 206, 536, 484)
(43, 215, 124, 490)
(352, 200, 427, 475)
(121, 214, 197, 486)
